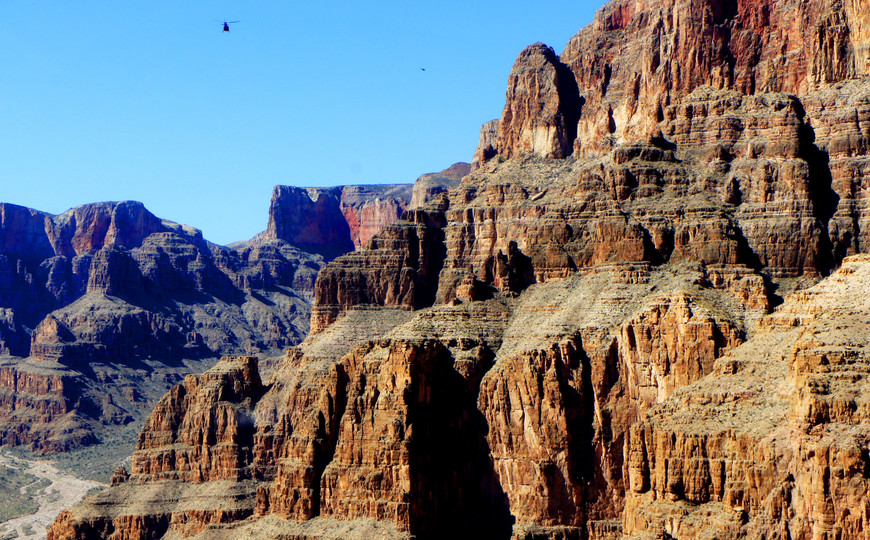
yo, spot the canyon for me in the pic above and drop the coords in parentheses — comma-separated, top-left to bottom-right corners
(30, 0, 870, 537)
(0, 169, 466, 459)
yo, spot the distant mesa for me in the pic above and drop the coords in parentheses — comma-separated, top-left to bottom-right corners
(263, 163, 469, 256)
(0, 199, 317, 453)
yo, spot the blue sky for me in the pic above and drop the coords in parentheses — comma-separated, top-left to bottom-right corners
(1, 1, 598, 245)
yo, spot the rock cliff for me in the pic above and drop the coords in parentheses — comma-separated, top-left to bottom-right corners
(555, 0, 870, 157)
(51, 0, 870, 538)
(624, 255, 870, 539)
(265, 164, 467, 255)
(408, 162, 469, 209)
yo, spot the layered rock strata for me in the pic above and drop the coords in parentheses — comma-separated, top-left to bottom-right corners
(52, 257, 758, 538)
(310, 206, 448, 335)
(624, 255, 870, 539)
(1, 168, 463, 455)
(408, 162, 469, 209)
(554, 0, 870, 157)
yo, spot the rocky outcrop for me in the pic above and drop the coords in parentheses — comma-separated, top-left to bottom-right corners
(475, 0, 870, 162)
(340, 185, 411, 250)
(560, 0, 870, 157)
(53, 255, 763, 539)
(265, 183, 410, 257)
(0, 200, 165, 260)
(265, 183, 415, 257)
(0, 170, 465, 455)
(472, 119, 500, 169)
(266, 186, 356, 260)
(310, 207, 448, 335)
(494, 43, 582, 161)
(0, 358, 96, 452)
(52, 302, 509, 538)
(409, 163, 469, 209)
(131, 355, 262, 483)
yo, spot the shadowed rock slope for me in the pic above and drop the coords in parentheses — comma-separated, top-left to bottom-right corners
(51, 0, 870, 537)
(0, 200, 320, 454)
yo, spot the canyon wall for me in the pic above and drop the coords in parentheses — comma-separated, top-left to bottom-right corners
(624, 255, 870, 539)
(0, 166, 463, 456)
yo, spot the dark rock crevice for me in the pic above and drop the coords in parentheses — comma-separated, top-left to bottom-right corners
(556, 60, 583, 158)
(407, 343, 513, 539)
(798, 118, 840, 274)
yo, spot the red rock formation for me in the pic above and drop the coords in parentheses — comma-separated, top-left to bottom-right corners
(266, 175, 463, 254)
(0, 170, 461, 455)
(0, 358, 96, 452)
(339, 185, 412, 250)
(266, 186, 356, 260)
(53, 260, 761, 538)
(310, 207, 447, 334)
(409, 163, 469, 209)
(556, 0, 870, 156)
(47, 357, 263, 539)
(480, 335, 590, 529)
(132, 356, 262, 483)
(472, 119, 500, 169)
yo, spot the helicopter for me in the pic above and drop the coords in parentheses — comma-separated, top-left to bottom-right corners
(220, 20, 239, 32)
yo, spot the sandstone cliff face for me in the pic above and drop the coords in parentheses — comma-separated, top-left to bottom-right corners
(310, 207, 448, 335)
(51, 0, 870, 538)
(408, 163, 469, 209)
(47, 358, 263, 540)
(471, 3, 870, 281)
(495, 43, 581, 161)
(266, 186, 356, 260)
(1, 170, 465, 455)
(474, 1, 869, 280)
(341, 187, 408, 250)
(266, 168, 466, 254)
(472, 119, 500, 169)
(624, 255, 870, 539)
(555, 0, 870, 156)
(52, 260, 763, 538)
